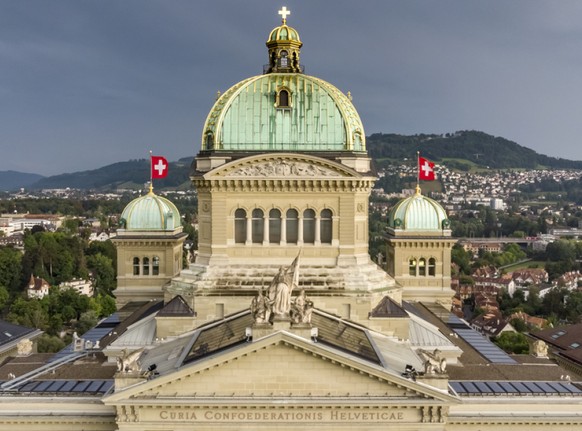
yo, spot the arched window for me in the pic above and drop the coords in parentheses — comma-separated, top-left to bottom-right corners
(418, 258, 426, 276)
(252, 209, 264, 243)
(320, 209, 333, 244)
(152, 256, 160, 276)
(279, 90, 289, 107)
(428, 258, 436, 276)
(234, 209, 247, 244)
(303, 209, 316, 244)
(143, 257, 150, 276)
(269, 209, 281, 243)
(133, 257, 140, 276)
(280, 50, 288, 67)
(409, 258, 417, 276)
(286, 209, 298, 244)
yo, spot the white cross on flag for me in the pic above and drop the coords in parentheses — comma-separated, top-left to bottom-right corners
(151, 155, 168, 179)
(418, 156, 435, 181)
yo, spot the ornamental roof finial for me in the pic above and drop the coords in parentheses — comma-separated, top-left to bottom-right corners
(278, 6, 290, 24)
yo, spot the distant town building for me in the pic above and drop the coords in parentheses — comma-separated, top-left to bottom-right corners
(59, 278, 94, 297)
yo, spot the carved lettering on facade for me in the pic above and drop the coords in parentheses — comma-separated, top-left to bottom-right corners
(154, 408, 409, 423)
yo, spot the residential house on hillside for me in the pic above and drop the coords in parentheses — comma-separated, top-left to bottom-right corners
(471, 309, 514, 338)
(510, 311, 548, 331)
(472, 265, 499, 278)
(27, 275, 50, 299)
(473, 275, 516, 297)
(511, 268, 548, 287)
(554, 271, 582, 289)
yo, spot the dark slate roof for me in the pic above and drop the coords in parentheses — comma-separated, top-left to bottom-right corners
(183, 311, 254, 365)
(182, 309, 382, 367)
(450, 380, 582, 396)
(560, 348, 582, 366)
(369, 296, 408, 318)
(157, 295, 195, 317)
(97, 300, 164, 348)
(0, 320, 36, 347)
(49, 301, 163, 363)
(531, 322, 582, 351)
(0, 379, 114, 395)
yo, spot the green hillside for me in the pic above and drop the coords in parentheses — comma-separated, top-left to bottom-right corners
(23, 130, 582, 191)
(31, 158, 194, 190)
(368, 131, 582, 170)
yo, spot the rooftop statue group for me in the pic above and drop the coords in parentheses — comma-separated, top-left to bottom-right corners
(250, 256, 313, 325)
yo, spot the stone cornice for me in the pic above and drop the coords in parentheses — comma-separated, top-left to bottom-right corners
(192, 177, 374, 193)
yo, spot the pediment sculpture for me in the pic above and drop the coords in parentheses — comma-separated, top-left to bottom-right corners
(226, 160, 343, 178)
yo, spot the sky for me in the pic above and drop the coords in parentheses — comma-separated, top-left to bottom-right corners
(2, 1, 582, 176)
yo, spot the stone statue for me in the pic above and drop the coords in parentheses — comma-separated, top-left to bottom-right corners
(417, 349, 447, 375)
(250, 289, 272, 324)
(73, 331, 84, 352)
(376, 252, 384, 267)
(16, 339, 33, 357)
(290, 289, 313, 324)
(268, 255, 300, 318)
(532, 340, 548, 358)
(116, 347, 146, 374)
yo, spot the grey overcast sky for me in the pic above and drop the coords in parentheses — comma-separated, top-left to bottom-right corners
(2, 1, 582, 176)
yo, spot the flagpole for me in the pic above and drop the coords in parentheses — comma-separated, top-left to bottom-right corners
(149, 150, 154, 194)
(416, 150, 420, 193)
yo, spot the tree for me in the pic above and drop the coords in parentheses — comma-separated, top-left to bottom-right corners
(564, 291, 582, 323)
(76, 310, 98, 335)
(37, 334, 66, 353)
(542, 287, 567, 319)
(451, 245, 472, 275)
(0, 246, 23, 294)
(493, 332, 529, 354)
(509, 318, 528, 333)
(87, 253, 116, 295)
(0, 286, 9, 312)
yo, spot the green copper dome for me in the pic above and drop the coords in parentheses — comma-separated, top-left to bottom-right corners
(202, 74, 365, 152)
(387, 188, 450, 231)
(119, 190, 182, 232)
(268, 24, 301, 43)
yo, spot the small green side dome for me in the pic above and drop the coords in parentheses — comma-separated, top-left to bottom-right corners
(119, 191, 181, 231)
(268, 24, 301, 43)
(388, 188, 449, 231)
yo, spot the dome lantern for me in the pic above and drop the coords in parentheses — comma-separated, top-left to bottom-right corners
(264, 7, 303, 74)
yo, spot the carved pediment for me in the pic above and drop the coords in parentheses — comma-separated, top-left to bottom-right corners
(105, 333, 453, 403)
(205, 153, 362, 180)
(225, 159, 344, 178)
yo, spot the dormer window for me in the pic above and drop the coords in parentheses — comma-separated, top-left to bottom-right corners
(276, 87, 291, 108)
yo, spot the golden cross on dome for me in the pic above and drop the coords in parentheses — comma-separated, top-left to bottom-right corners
(278, 6, 290, 24)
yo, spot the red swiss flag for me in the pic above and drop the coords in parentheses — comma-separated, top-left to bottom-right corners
(418, 156, 435, 181)
(151, 156, 168, 179)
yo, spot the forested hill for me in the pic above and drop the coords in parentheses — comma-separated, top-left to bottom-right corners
(9, 130, 582, 191)
(30, 158, 193, 190)
(368, 131, 582, 169)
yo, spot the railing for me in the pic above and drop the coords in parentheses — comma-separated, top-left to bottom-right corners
(263, 64, 305, 74)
